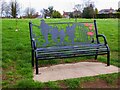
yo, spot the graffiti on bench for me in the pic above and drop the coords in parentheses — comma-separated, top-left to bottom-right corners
(35, 20, 95, 46)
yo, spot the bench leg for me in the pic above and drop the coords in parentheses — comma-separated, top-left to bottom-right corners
(95, 55, 97, 60)
(32, 50, 34, 67)
(107, 51, 110, 66)
(35, 57, 39, 74)
(95, 48, 99, 60)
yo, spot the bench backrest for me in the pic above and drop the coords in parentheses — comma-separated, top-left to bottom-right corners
(29, 20, 99, 48)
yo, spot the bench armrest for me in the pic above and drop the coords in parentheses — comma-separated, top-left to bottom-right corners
(32, 38, 36, 50)
(97, 34, 107, 45)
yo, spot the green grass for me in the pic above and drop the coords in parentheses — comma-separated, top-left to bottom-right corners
(2, 18, 119, 88)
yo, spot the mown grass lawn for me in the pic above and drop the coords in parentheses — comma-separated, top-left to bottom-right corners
(2, 18, 119, 88)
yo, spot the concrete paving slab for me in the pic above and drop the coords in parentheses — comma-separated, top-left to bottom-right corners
(33, 62, 119, 82)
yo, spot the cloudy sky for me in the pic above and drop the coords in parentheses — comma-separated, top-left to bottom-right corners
(4, 0, 120, 15)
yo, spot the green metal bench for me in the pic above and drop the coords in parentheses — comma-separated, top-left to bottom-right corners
(29, 20, 110, 74)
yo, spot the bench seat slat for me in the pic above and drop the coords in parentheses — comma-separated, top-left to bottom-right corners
(36, 44, 106, 52)
(38, 48, 107, 55)
(37, 51, 108, 60)
(36, 43, 108, 60)
(37, 46, 108, 60)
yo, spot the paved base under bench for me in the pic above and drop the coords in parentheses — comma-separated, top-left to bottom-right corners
(33, 62, 119, 82)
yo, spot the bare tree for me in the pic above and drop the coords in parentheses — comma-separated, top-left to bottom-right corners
(24, 7, 36, 18)
(4, 5, 10, 17)
(74, 4, 84, 12)
(41, 8, 49, 18)
(1, 0, 5, 16)
(40, 6, 54, 18)
(9, 0, 20, 18)
(82, 0, 95, 18)
(40, 9, 44, 18)
(48, 6, 54, 17)
(73, 4, 83, 18)
(84, 0, 95, 8)
(0, 0, 10, 17)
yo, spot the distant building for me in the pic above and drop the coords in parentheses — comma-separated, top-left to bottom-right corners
(63, 11, 82, 18)
(63, 11, 71, 18)
(99, 8, 116, 14)
(36, 15, 43, 18)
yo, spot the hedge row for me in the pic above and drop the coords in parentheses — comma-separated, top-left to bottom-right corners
(95, 13, 120, 18)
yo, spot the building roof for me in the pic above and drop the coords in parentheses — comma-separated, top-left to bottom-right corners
(99, 8, 116, 14)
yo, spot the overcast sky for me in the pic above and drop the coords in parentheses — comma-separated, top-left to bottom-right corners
(4, 0, 120, 15)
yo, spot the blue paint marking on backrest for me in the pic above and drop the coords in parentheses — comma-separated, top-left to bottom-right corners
(32, 20, 96, 47)
(66, 24, 76, 44)
(59, 29, 66, 45)
(50, 26, 59, 43)
(40, 19, 50, 46)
